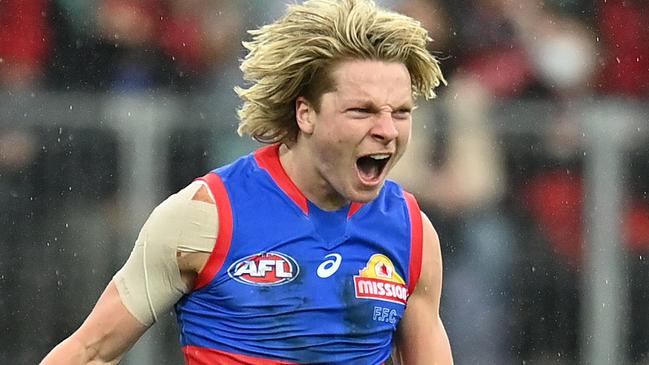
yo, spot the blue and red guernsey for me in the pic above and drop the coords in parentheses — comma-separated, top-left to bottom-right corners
(176, 144, 423, 365)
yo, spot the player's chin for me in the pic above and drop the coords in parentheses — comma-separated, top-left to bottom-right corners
(348, 183, 384, 203)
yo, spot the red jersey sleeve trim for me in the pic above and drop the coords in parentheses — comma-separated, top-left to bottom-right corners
(183, 345, 299, 365)
(403, 191, 423, 296)
(193, 172, 233, 290)
(254, 144, 309, 215)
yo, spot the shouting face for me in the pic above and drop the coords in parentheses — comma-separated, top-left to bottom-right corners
(288, 59, 414, 210)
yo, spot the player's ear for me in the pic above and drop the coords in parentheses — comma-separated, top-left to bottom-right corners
(295, 96, 315, 135)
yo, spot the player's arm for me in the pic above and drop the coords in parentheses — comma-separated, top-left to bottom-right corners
(392, 211, 453, 365)
(40, 281, 148, 364)
(41, 182, 217, 364)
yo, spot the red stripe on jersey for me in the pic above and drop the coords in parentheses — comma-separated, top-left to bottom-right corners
(183, 345, 299, 365)
(254, 144, 309, 215)
(347, 201, 364, 219)
(193, 172, 233, 290)
(403, 192, 423, 295)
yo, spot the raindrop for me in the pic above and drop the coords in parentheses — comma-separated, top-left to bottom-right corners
(68, 186, 72, 191)
(0, 58, 3, 63)
(69, 105, 73, 110)
(65, 223, 69, 228)
(58, 127, 63, 135)
(530, 266, 536, 272)
(127, 111, 132, 117)
(615, 57, 621, 64)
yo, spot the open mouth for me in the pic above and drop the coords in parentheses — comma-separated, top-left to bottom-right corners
(356, 154, 391, 183)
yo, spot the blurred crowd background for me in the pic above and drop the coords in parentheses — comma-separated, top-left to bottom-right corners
(0, 0, 648, 364)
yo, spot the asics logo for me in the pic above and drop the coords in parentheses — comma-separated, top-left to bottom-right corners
(317, 253, 342, 278)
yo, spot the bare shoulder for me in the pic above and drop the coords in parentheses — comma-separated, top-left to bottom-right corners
(421, 211, 442, 266)
(413, 211, 443, 299)
(191, 183, 215, 204)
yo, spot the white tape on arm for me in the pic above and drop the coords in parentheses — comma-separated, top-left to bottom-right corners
(113, 181, 218, 325)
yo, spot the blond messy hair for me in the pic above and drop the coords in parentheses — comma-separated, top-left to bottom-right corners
(235, 0, 446, 144)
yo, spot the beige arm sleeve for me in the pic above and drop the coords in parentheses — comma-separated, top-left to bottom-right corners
(113, 181, 218, 326)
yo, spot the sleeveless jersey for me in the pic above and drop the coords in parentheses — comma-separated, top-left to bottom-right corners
(176, 144, 423, 365)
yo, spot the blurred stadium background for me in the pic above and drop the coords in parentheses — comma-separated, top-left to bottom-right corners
(0, 0, 648, 364)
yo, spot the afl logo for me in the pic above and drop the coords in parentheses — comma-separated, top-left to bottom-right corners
(227, 251, 300, 286)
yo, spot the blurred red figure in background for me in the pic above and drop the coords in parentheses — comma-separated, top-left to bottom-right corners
(596, 0, 649, 97)
(0, 0, 52, 90)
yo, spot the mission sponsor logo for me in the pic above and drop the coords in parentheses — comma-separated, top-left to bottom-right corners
(227, 251, 299, 286)
(353, 254, 408, 305)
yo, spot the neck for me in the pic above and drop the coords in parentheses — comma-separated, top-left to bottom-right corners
(279, 143, 347, 211)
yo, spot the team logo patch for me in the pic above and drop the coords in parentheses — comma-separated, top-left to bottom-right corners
(228, 251, 300, 286)
(353, 254, 408, 304)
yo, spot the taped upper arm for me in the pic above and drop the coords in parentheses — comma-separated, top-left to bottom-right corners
(113, 181, 218, 326)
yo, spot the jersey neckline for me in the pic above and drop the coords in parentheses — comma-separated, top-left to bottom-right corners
(253, 144, 363, 218)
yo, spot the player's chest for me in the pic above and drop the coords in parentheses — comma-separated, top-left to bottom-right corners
(211, 242, 409, 327)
